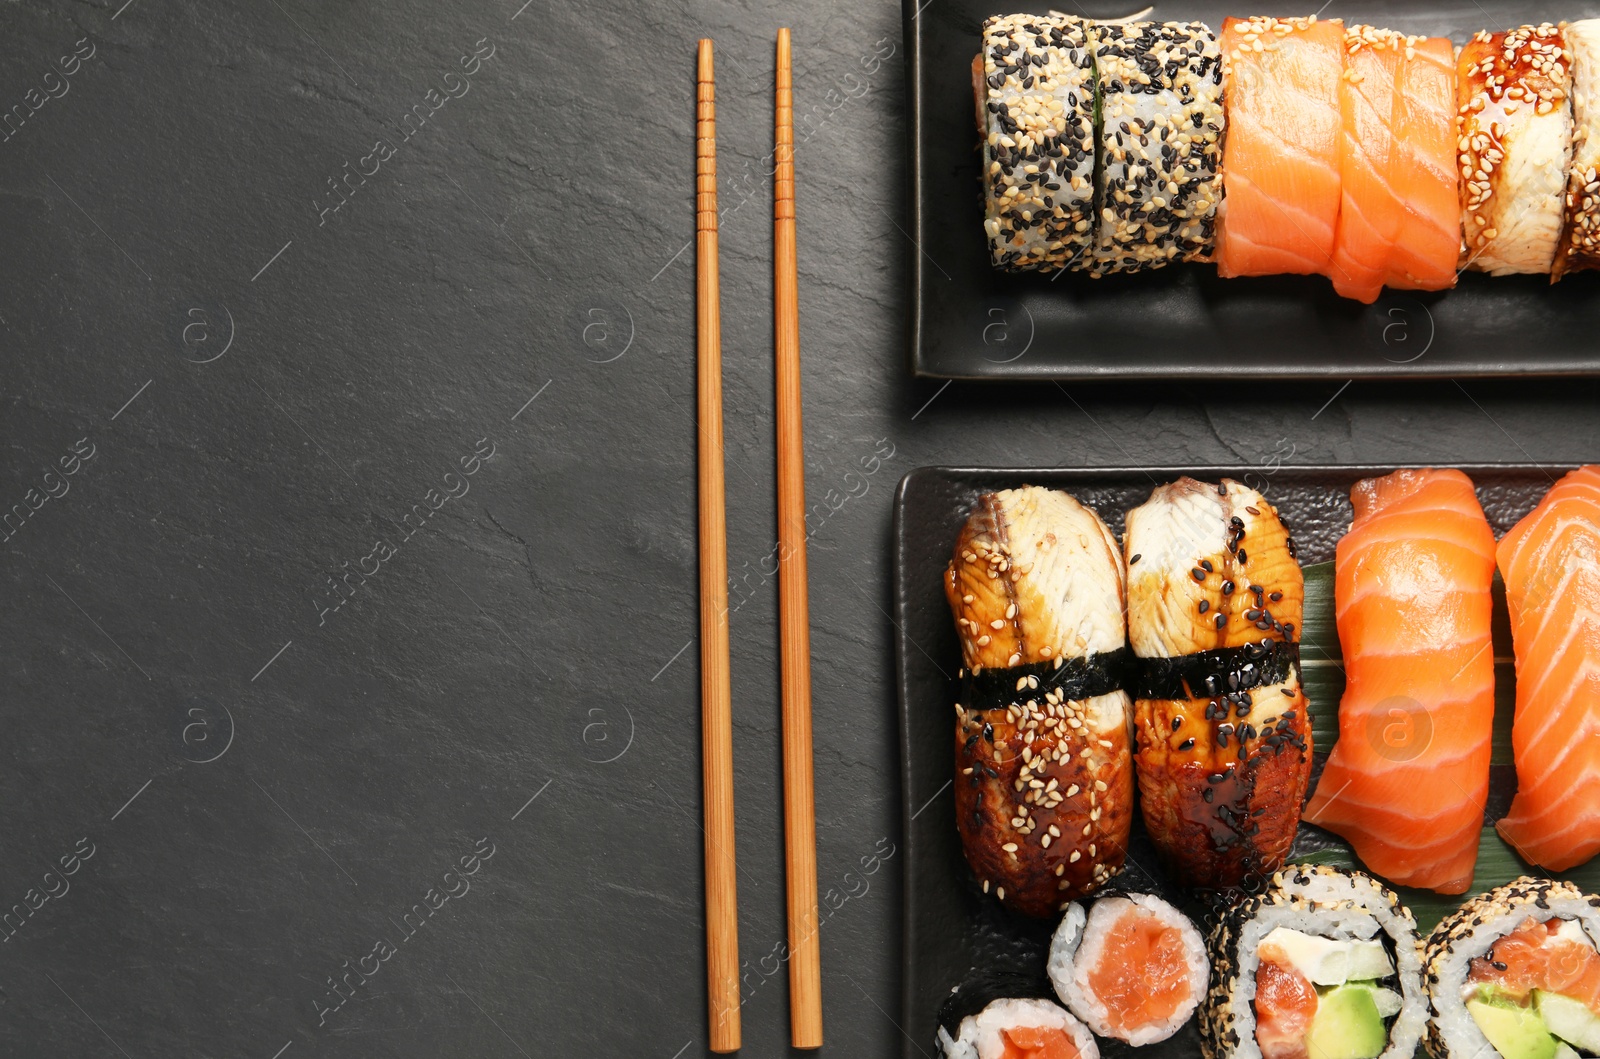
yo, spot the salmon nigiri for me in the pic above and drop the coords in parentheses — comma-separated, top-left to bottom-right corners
(1330, 27, 1460, 302)
(1302, 468, 1496, 894)
(1215, 15, 1344, 279)
(1495, 466, 1600, 871)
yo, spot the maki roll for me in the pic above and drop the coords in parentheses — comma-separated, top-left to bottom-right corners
(1557, 19, 1600, 279)
(976, 15, 1097, 271)
(945, 487, 1134, 916)
(1088, 19, 1225, 275)
(939, 996, 1100, 1059)
(1202, 864, 1428, 1059)
(1457, 24, 1574, 275)
(1048, 893, 1209, 1045)
(1124, 478, 1312, 890)
(1425, 877, 1600, 1059)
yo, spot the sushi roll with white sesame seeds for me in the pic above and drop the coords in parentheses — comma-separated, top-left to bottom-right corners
(1124, 478, 1311, 891)
(975, 14, 1098, 272)
(939, 996, 1100, 1059)
(1088, 19, 1225, 276)
(1423, 876, 1600, 1059)
(1456, 24, 1575, 275)
(945, 486, 1134, 917)
(1201, 865, 1427, 1059)
(1556, 19, 1600, 279)
(1048, 893, 1209, 1045)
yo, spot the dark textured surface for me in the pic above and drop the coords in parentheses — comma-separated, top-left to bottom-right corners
(912, 0, 1600, 380)
(0, 2, 1596, 1057)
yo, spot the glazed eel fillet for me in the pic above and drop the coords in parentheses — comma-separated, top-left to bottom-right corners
(944, 486, 1134, 916)
(1125, 478, 1312, 889)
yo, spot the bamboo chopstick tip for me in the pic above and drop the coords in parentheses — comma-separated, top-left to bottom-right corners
(698, 38, 714, 75)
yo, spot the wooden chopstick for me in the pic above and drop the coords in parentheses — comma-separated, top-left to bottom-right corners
(774, 27, 823, 1050)
(696, 37, 741, 1056)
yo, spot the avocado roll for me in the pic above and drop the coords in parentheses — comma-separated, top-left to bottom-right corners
(1201, 865, 1428, 1059)
(1049, 893, 1209, 1045)
(1089, 19, 1225, 275)
(975, 14, 1097, 271)
(1424, 876, 1600, 1059)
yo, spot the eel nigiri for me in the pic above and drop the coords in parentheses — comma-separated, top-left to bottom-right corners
(1330, 27, 1461, 302)
(1557, 19, 1600, 278)
(1494, 465, 1600, 871)
(1215, 16, 1345, 279)
(1125, 478, 1311, 889)
(1303, 468, 1496, 894)
(1457, 24, 1574, 275)
(945, 487, 1134, 915)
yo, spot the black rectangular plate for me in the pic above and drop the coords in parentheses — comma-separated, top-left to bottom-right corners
(906, 0, 1600, 380)
(894, 464, 1594, 1059)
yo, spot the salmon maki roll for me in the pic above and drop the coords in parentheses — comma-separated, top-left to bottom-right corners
(1302, 469, 1497, 895)
(1457, 24, 1575, 275)
(1494, 465, 1600, 872)
(1214, 16, 1345, 279)
(1330, 28, 1461, 302)
(1556, 20, 1600, 278)
(1125, 478, 1311, 890)
(945, 487, 1134, 915)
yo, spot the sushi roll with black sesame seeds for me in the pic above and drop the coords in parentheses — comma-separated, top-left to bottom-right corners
(945, 487, 1134, 916)
(1088, 19, 1225, 276)
(975, 14, 1097, 272)
(1424, 876, 1600, 1059)
(1048, 893, 1208, 1044)
(1201, 865, 1427, 1059)
(938, 996, 1100, 1059)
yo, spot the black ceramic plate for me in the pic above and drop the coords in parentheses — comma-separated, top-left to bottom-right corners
(894, 464, 1600, 1059)
(905, 0, 1600, 380)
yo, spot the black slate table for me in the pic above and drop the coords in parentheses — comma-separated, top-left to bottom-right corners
(1, 1, 1596, 1057)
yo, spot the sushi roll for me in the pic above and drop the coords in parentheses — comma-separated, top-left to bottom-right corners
(1202, 864, 1428, 1059)
(939, 996, 1100, 1059)
(1214, 16, 1346, 279)
(1087, 19, 1225, 276)
(1457, 24, 1574, 275)
(1424, 877, 1600, 1059)
(1124, 478, 1312, 890)
(1302, 469, 1497, 894)
(1330, 26, 1461, 302)
(1557, 20, 1600, 279)
(944, 487, 1134, 915)
(976, 15, 1097, 272)
(1048, 893, 1209, 1044)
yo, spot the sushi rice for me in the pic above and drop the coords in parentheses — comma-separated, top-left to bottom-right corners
(1424, 876, 1600, 1059)
(978, 14, 1097, 271)
(1200, 864, 1428, 1059)
(938, 996, 1100, 1059)
(1089, 20, 1225, 275)
(1557, 19, 1600, 278)
(1048, 893, 1209, 1045)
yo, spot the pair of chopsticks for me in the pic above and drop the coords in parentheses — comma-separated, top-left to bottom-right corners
(697, 31, 822, 1054)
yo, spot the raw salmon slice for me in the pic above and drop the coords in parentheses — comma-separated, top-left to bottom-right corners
(1468, 917, 1600, 1009)
(1330, 27, 1460, 302)
(1303, 468, 1497, 894)
(1215, 16, 1345, 279)
(1085, 908, 1192, 1030)
(1255, 949, 1318, 1059)
(1495, 465, 1600, 871)
(1002, 1024, 1086, 1059)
